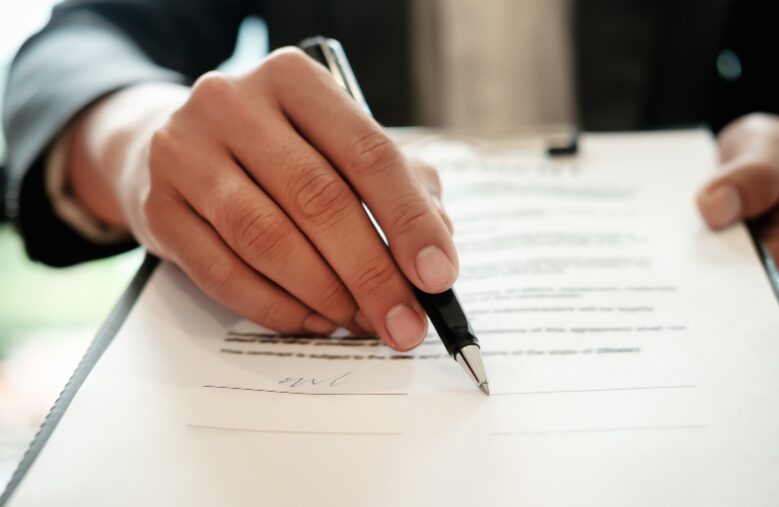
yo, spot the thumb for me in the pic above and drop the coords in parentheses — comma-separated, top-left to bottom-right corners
(696, 157, 779, 230)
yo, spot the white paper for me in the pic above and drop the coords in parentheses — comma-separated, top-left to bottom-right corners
(6, 130, 779, 506)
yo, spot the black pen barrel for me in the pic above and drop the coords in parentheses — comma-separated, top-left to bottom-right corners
(413, 288, 479, 357)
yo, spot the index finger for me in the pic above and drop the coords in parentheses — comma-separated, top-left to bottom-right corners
(267, 50, 459, 294)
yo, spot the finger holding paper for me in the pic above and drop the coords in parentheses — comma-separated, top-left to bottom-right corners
(697, 114, 779, 246)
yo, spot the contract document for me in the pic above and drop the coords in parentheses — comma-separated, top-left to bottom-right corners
(3, 130, 779, 506)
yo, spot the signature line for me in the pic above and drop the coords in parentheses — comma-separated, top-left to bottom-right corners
(490, 385, 697, 396)
(187, 423, 402, 437)
(202, 385, 408, 396)
(491, 424, 708, 436)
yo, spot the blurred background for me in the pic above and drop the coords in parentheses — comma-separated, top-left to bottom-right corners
(0, 2, 267, 486)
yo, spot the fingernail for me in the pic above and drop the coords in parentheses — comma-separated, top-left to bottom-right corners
(385, 304, 426, 350)
(354, 310, 375, 334)
(416, 245, 457, 291)
(700, 185, 742, 228)
(303, 313, 336, 335)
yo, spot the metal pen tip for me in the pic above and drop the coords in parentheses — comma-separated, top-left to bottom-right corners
(455, 344, 490, 395)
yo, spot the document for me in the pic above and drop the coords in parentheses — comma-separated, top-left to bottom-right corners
(5, 130, 779, 506)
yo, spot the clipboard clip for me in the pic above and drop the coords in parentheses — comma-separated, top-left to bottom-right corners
(546, 127, 580, 157)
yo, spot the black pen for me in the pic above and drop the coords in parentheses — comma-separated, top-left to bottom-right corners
(299, 36, 490, 395)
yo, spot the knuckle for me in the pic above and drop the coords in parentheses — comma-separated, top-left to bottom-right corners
(317, 277, 352, 314)
(201, 258, 240, 297)
(204, 172, 244, 217)
(439, 209, 454, 234)
(292, 169, 354, 225)
(148, 128, 178, 173)
(192, 71, 233, 99)
(425, 163, 441, 182)
(743, 112, 773, 129)
(390, 198, 436, 235)
(427, 167, 442, 192)
(733, 113, 779, 142)
(255, 297, 289, 330)
(344, 130, 401, 177)
(231, 206, 291, 260)
(414, 159, 437, 178)
(203, 168, 232, 201)
(354, 258, 397, 297)
(421, 171, 442, 197)
(189, 71, 237, 112)
(142, 187, 176, 235)
(263, 47, 312, 78)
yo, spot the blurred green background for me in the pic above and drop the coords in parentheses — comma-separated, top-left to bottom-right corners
(0, 227, 142, 356)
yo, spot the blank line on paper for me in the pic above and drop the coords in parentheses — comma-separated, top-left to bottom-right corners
(186, 424, 403, 437)
(490, 385, 697, 396)
(490, 424, 708, 437)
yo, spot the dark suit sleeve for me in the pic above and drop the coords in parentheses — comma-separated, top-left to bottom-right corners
(2, 0, 254, 266)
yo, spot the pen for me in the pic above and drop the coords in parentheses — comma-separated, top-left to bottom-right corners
(299, 36, 490, 396)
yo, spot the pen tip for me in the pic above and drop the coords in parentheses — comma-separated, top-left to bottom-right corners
(480, 382, 490, 396)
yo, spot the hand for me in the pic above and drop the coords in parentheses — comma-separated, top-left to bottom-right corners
(68, 48, 457, 350)
(697, 113, 779, 259)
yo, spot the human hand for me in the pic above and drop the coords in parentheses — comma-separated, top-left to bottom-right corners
(697, 113, 779, 259)
(73, 48, 456, 350)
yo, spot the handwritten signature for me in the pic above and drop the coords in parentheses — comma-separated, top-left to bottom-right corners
(278, 371, 351, 388)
